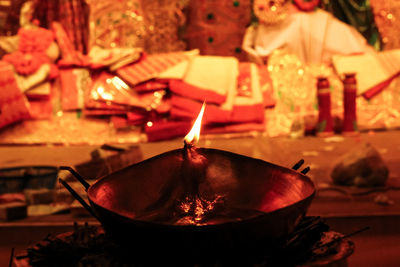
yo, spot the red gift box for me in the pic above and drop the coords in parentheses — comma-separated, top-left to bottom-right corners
(0, 62, 31, 129)
(59, 68, 90, 111)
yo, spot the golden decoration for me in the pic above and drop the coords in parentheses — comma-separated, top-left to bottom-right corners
(141, 0, 187, 54)
(86, 0, 146, 49)
(370, 0, 400, 50)
(253, 0, 290, 25)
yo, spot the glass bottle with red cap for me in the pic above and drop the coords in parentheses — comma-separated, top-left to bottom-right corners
(342, 73, 358, 135)
(316, 76, 333, 136)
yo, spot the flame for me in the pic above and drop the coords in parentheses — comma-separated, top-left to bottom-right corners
(184, 102, 205, 144)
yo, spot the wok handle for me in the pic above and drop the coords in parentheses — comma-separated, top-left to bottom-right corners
(301, 166, 310, 175)
(292, 159, 304, 170)
(292, 159, 310, 175)
(59, 166, 90, 191)
(58, 177, 99, 220)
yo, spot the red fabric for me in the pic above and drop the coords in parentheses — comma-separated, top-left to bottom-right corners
(145, 120, 192, 142)
(48, 64, 59, 79)
(293, 0, 320, 11)
(67, 0, 89, 54)
(133, 79, 168, 93)
(3, 51, 49, 75)
(111, 112, 148, 129)
(169, 62, 265, 126)
(26, 83, 53, 119)
(234, 63, 264, 122)
(204, 122, 265, 134)
(27, 98, 53, 119)
(231, 104, 264, 123)
(111, 116, 131, 129)
(35, 0, 89, 54)
(170, 95, 230, 124)
(18, 27, 54, 53)
(169, 107, 195, 121)
(116, 52, 189, 86)
(59, 68, 83, 110)
(85, 99, 131, 111)
(237, 62, 252, 97)
(83, 109, 127, 116)
(362, 71, 400, 100)
(262, 89, 276, 108)
(169, 79, 226, 104)
(3, 27, 55, 75)
(52, 22, 89, 67)
(153, 97, 171, 115)
(145, 119, 265, 142)
(0, 62, 31, 128)
(169, 61, 266, 125)
(170, 95, 264, 124)
(127, 112, 148, 123)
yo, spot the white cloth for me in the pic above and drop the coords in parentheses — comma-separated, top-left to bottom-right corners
(183, 55, 239, 110)
(333, 49, 400, 95)
(243, 8, 372, 64)
(157, 49, 199, 79)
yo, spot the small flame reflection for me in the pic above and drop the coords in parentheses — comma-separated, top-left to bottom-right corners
(176, 195, 225, 225)
(184, 102, 205, 145)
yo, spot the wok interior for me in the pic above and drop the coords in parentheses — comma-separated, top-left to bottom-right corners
(88, 148, 315, 224)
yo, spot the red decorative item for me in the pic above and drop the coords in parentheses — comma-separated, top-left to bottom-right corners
(169, 80, 227, 105)
(59, 68, 89, 111)
(3, 51, 47, 75)
(134, 79, 168, 93)
(316, 76, 333, 136)
(17, 27, 54, 53)
(34, 0, 89, 54)
(0, 62, 31, 129)
(342, 73, 358, 135)
(52, 22, 88, 67)
(145, 120, 192, 142)
(293, 0, 320, 12)
(3, 27, 54, 76)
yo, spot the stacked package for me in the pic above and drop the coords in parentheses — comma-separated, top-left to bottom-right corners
(82, 50, 275, 141)
(44, 19, 275, 141)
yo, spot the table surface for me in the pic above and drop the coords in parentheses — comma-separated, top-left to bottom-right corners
(1, 129, 400, 219)
(1, 130, 400, 266)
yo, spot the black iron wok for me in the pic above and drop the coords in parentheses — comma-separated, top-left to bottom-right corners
(61, 148, 315, 262)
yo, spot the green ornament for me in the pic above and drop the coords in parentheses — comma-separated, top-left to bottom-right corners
(353, 120, 358, 131)
(207, 13, 214, 20)
(277, 90, 282, 99)
(235, 47, 241, 53)
(318, 120, 327, 132)
(233, 1, 240, 7)
(208, 37, 214, 43)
